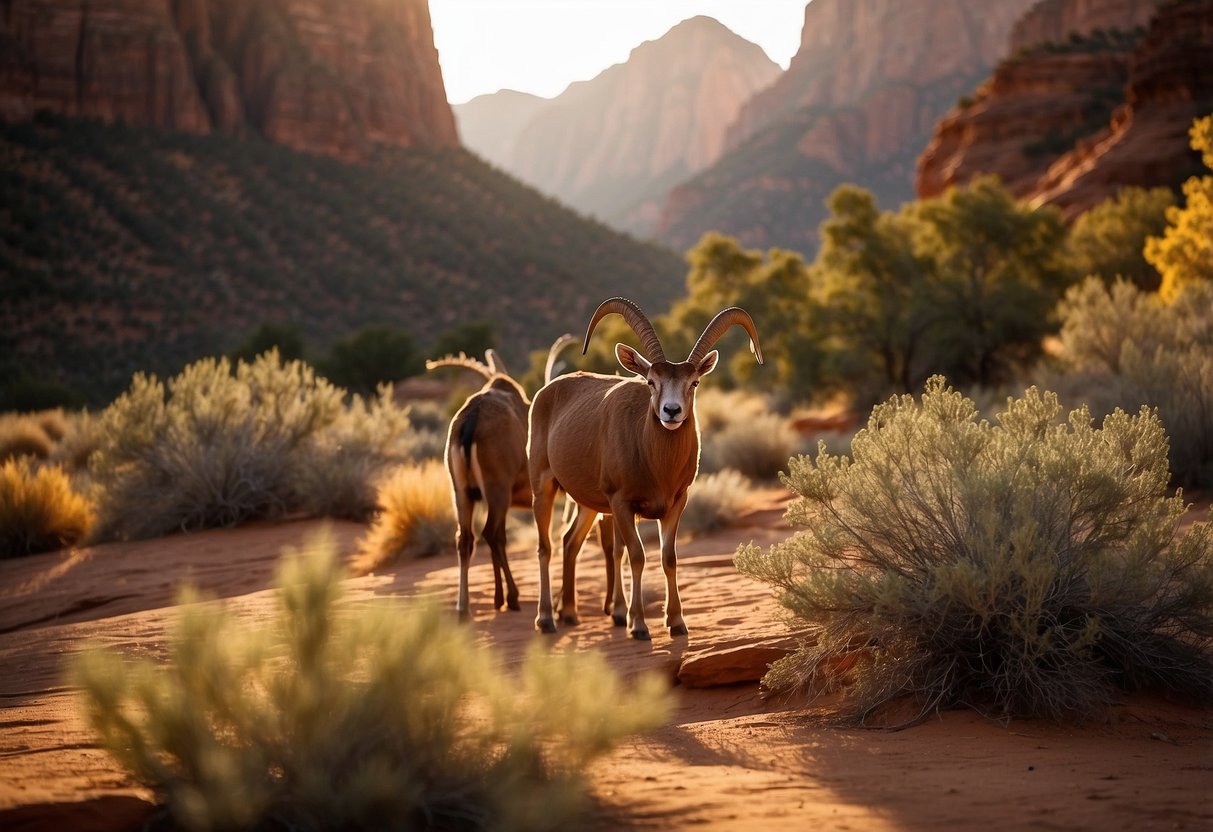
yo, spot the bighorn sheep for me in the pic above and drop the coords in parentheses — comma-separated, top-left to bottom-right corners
(528, 297, 763, 639)
(428, 335, 608, 619)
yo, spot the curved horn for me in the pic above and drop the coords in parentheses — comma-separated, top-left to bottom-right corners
(424, 353, 493, 380)
(544, 333, 577, 384)
(687, 307, 764, 366)
(581, 297, 665, 362)
(485, 348, 507, 376)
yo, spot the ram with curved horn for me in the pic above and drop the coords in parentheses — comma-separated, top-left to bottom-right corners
(528, 297, 763, 639)
(427, 334, 593, 619)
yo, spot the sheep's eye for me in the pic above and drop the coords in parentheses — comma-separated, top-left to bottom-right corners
(646, 380, 655, 387)
(691, 380, 699, 388)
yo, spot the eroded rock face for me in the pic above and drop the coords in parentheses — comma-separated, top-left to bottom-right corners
(725, 0, 1039, 154)
(654, 0, 1036, 255)
(0, 0, 457, 160)
(916, 0, 1209, 219)
(1010, 0, 1160, 53)
(458, 15, 782, 233)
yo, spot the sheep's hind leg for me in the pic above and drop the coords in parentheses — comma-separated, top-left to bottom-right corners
(533, 475, 560, 633)
(555, 503, 597, 626)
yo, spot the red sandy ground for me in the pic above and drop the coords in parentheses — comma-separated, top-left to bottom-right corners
(1, 490, 1210, 831)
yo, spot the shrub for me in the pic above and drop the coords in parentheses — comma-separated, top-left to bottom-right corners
(736, 378, 1213, 726)
(89, 352, 343, 540)
(1054, 277, 1213, 488)
(72, 531, 669, 832)
(701, 411, 800, 481)
(0, 415, 53, 462)
(295, 386, 420, 521)
(680, 468, 755, 538)
(354, 460, 456, 574)
(0, 458, 95, 557)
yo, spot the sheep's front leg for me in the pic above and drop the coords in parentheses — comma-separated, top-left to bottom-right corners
(610, 504, 649, 640)
(659, 492, 689, 636)
(533, 475, 559, 633)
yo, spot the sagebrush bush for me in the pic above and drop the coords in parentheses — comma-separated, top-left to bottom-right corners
(295, 388, 420, 521)
(354, 460, 455, 574)
(89, 352, 419, 540)
(72, 531, 670, 832)
(736, 377, 1213, 726)
(0, 414, 54, 462)
(680, 469, 756, 538)
(0, 457, 94, 557)
(1054, 277, 1213, 488)
(701, 411, 800, 481)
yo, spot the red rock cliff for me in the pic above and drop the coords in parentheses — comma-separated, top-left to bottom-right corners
(725, 0, 1039, 153)
(916, 0, 1210, 218)
(0, 0, 457, 160)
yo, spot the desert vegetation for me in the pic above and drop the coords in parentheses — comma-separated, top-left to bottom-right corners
(736, 378, 1213, 726)
(72, 532, 670, 831)
(353, 460, 455, 574)
(86, 351, 431, 541)
(0, 457, 93, 557)
(0, 111, 683, 408)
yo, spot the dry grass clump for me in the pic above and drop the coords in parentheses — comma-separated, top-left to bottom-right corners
(89, 351, 419, 540)
(72, 532, 669, 832)
(701, 411, 800, 481)
(0, 414, 54, 462)
(0, 457, 94, 557)
(354, 460, 455, 574)
(680, 469, 756, 538)
(737, 377, 1213, 726)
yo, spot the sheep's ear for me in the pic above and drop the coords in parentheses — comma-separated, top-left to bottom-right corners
(696, 349, 719, 376)
(616, 343, 651, 377)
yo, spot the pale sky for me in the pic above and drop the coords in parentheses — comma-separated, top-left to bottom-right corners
(430, 0, 808, 104)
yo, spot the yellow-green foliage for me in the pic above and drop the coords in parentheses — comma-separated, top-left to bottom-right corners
(354, 460, 456, 574)
(736, 378, 1213, 725)
(72, 532, 669, 832)
(1056, 276, 1213, 488)
(0, 414, 54, 462)
(1145, 115, 1213, 302)
(89, 351, 419, 540)
(0, 458, 94, 557)
(680, 469, 756, 538)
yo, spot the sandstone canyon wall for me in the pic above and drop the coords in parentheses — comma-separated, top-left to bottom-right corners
(0, 0, 458, 160)
(916, 0, 1211, 218)
(655, 0, 1038, 255)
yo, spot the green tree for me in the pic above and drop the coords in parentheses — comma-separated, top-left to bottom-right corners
(229, 321, 306, 364)
(429, 320, 496, 362)
(1145, 115, 1213, 302)
(321, 326, 423, 394)
(814, 186, 931, 403)
(1066, 185, 1174, 291)
(909, 176, 1070, 388)
(666, 232, 822, 400)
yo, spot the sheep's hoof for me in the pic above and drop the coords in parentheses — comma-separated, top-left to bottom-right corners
(629, 627, 651, 641)
(669, 622, 689, 637)
(457, 608, 471, 623)
(506, 597, 521, 612)
(561, 612, 580, 627)
(612, 613, 628, 628)
(536, 618, 557, 634)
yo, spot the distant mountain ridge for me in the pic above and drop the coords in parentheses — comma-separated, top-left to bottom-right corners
(654, 0, 1040, 256)
(454, 16, 781, 235)
(0, 0, 458, 161)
